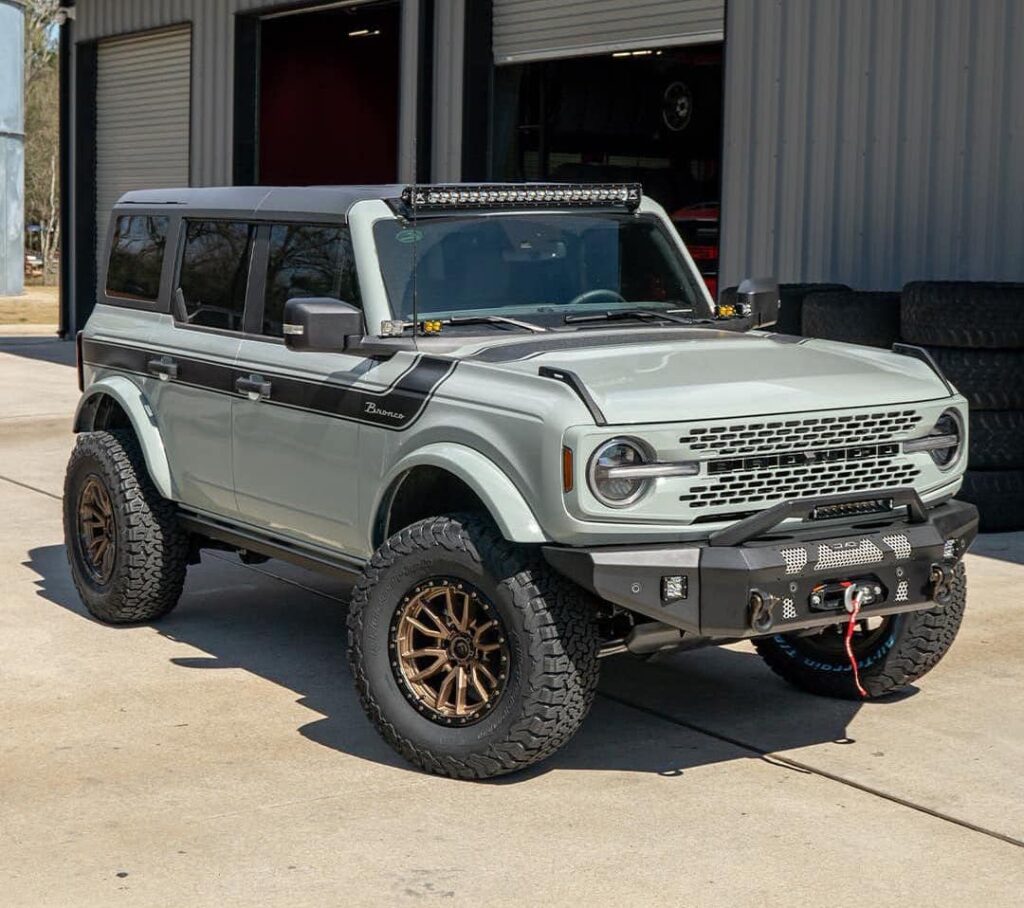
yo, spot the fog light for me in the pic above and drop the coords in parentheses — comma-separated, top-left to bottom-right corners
(662, 575, 687, 602)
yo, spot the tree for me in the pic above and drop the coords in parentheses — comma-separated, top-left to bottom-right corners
(23, 0, 61, 284)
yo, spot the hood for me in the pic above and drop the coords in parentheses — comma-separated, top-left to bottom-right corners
(467, 329, 949, 424)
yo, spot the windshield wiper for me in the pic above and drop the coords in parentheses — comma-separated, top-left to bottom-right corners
(563, 308, 697, 326)
(445, 315, 547, 333)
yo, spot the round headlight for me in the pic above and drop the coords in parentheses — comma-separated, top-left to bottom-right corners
(587, 438, 653, 507)
(930, 408, 963, 469)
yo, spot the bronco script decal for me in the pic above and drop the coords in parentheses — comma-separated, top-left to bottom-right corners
(81, 339, 456, 431)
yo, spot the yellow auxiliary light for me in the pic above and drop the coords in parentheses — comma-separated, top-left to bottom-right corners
(421, 320, 443, 335)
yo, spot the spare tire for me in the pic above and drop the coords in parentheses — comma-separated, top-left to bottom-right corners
(801, 291, 901, 348)
(925, 347, 1024, 410)
(901, 282, 1024, 349)
(958, 470, 1024, 532)
(969, 411, 1024, 470)
(775, 283, 850, 336)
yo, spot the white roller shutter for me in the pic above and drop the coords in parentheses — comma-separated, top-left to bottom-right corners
(96, 27, 191, 269)
(493, 0, 724, 64)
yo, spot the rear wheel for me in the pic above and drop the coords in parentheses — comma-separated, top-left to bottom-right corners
(63, 430, 189, 624)
(753, 563, 966, 699)
(347, 515, 600, 778)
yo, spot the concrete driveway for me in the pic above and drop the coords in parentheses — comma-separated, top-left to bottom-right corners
(2, 333, 1022, 906)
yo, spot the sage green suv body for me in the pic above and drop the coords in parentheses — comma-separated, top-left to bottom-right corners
(66, 184, 978, 778)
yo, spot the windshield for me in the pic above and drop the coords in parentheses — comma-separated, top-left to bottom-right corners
(373, 213, 709, 325)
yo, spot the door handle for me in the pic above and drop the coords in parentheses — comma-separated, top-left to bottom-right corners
(146, 356, 179, 381)
(236, 374, 272, 400)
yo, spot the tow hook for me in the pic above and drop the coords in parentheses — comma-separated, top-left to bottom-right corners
(930, 563, 954, 606)
(749, 589, 780, 633)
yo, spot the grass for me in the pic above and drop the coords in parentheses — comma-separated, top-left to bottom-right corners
(0, 285, 60, 324)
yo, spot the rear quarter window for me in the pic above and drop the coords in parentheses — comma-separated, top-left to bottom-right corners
(106, 215, 170, 301)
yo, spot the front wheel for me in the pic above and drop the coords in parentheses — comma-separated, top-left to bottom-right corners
(753, 562, 966, 699)
(347, 515, 600, 779)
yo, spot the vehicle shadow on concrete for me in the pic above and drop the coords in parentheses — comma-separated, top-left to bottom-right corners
(26, 543, 878, 780)
(0, 337, 75, 367)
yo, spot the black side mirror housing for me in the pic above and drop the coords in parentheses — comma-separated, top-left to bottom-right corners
(283, 298, 364, 352)
(737, 277, 780, 329)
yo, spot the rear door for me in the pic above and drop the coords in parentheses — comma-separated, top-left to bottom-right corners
(145, 219, 254, 518)
(230, 222, 368, 553)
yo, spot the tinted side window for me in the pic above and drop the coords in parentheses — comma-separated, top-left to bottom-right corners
(106, 215, 169, 301)
(263, 224, 361, 337)
(178, 221, 255, 331)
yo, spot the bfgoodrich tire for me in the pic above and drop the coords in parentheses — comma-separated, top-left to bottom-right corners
(968, 411, 1024, 470)
(925, 347, 1024, 410)
(347, 515, 600, 779)
(901, 281, 1024, 349)
(801, 291, 901, 348)
(63, 430, 189, 623)
(959, 470, 1024, 532)
(752, 563, 966, 700)
(775, 282, 851, 335)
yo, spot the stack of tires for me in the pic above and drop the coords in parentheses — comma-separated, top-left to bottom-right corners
(900, 283, 1024, 532)
(801, 290, 902, 348)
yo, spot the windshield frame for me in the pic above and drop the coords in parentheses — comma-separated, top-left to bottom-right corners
(370, 206, 714, 331)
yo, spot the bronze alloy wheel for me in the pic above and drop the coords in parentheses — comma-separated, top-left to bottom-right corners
(389, 578, 510, 725)
(77, 475, 117, 584)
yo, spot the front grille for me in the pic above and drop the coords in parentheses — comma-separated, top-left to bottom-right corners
(682, 458, 920, 510)
(679, 409, 923, 457)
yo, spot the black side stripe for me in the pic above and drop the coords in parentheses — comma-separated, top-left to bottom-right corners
(82, 339, 457, 431)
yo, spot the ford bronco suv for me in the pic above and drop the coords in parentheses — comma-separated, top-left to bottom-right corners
(66, 183, 977, 779)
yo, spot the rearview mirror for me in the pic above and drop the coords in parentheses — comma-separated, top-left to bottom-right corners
(737, 277, 780, 329)
(283, 298, 363, 352)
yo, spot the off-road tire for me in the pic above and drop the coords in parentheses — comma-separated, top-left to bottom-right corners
(63, 430, 188, 623)
(901, 282, 1024, 349)
(752, 562, 967, 699)
(925, 347, 1024, 410)
(801, 291, 901, 348)
(775, 282, 851, 335)
(959, 470, 1024, 532)
(968, 411, 1024, 470)
(347, 515, 600, 779)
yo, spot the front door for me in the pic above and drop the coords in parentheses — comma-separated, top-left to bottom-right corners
(230, 222, 368, 554)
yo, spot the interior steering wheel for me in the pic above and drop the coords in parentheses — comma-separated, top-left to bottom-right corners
(566, 288, 627, 307)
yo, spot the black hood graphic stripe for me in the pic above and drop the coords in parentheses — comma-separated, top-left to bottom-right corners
(81, 339, 455, 431)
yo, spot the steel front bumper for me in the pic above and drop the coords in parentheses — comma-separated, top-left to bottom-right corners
(542, 493, 979, 638)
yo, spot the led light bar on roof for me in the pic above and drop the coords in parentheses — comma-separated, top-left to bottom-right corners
(398, 183, 642, 212)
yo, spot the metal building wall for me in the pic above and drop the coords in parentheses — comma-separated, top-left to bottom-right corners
(76, 0, 278, 187)
(720, 0, 1024, 291)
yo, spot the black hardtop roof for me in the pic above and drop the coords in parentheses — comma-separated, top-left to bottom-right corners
(114, 185, 406, 221)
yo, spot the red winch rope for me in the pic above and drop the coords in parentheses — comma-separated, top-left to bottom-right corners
(844, 589, 868, 698)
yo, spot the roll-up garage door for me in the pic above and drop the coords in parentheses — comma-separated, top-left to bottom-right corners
(493, 0, 724, 64)
(96, 27, 191, 270)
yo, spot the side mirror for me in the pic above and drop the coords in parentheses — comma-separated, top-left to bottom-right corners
(283, 298, 364, 352)
(737, 277, 780, 329)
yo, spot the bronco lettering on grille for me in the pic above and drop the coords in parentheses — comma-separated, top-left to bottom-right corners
(706, 442, 900, 476)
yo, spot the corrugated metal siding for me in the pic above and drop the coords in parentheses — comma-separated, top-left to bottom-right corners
(96, 26, 191, 262)
(493, 0, 724, 64)
(78, 0, 271, 187)
(720, 0, 1024, 290)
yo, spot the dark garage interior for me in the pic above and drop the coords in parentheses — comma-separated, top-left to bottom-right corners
(257, 1, 401, 185)
(492, 43, 724, 294)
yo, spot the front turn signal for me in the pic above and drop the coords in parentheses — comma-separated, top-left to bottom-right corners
(562, 446, 574, 493)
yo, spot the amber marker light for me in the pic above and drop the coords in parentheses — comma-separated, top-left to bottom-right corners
(562, 447, 574, 493)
